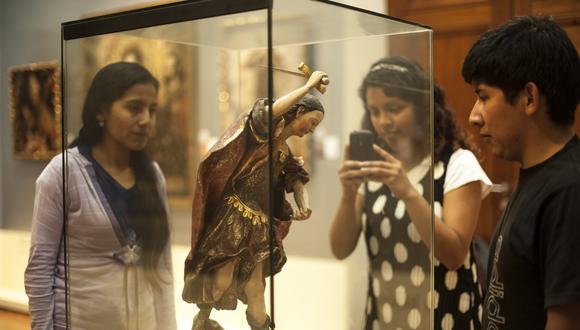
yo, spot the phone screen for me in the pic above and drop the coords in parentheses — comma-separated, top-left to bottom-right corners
(349, 130, 379, 161)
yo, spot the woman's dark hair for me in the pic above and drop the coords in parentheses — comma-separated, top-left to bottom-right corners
(282, 93, 324, 123)
(462, 15, 580, 126)
(359, 56, 471, 160)
(70, 62, 168, 289)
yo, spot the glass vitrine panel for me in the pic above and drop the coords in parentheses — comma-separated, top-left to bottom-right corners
(62, 1, 433, 329)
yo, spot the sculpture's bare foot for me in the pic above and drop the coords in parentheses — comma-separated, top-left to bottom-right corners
(246, 311, 271, 330)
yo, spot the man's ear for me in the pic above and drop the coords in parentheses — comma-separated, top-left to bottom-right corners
(523, 82, 540, 117)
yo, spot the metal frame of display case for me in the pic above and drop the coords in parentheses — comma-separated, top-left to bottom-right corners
(62, 0, 429, 41)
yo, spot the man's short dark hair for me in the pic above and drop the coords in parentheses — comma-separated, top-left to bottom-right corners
(462, 15, 580, 126)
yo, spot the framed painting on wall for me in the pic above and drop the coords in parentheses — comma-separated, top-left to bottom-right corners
(9, 62, 61, 160)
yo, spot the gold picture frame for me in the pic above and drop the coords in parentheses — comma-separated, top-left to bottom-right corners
(8, 62, 61, 160)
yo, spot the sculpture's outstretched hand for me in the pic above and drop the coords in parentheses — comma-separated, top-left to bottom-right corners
(292, 181, 312, 221)
(304, 70, 329, 93)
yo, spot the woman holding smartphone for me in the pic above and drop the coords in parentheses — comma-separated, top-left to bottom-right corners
(330, 56, 491, 330)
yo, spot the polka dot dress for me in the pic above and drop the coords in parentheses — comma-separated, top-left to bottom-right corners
(363, 145, 482, 330)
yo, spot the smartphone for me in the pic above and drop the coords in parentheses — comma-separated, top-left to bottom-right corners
(349, 130, 380, 161)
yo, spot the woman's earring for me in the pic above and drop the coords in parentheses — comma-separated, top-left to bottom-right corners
(98, 120, 105, 128)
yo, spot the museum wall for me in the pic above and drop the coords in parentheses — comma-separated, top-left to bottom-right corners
(0, 0, 163, 230)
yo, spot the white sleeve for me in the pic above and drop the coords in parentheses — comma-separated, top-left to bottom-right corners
(444, 149, 492, 198)
(25, 155, 64, 330)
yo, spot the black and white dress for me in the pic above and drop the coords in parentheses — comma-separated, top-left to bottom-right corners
(362, 145, 491, 330)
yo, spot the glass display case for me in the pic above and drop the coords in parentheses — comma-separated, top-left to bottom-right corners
(61, 1, 434, 329)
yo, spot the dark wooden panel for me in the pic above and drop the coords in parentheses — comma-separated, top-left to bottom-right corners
(531, 0, 580, 21)
(406, 0, 487, 10)
(402, 3, 493, 33)
(389, 0, 580, 242)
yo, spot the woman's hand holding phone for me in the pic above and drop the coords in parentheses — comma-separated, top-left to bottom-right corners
(359, 144, 416, 200)
(338, 145, 366, 196)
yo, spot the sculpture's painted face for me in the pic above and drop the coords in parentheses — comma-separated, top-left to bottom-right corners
(288, 108, 324, 138)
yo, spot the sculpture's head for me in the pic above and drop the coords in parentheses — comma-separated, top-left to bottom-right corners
(282, 94, 324, 138)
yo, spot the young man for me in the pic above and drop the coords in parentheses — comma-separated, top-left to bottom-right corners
(462, 15, 580, 330)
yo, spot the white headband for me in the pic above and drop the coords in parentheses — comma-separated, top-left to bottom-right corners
(370, 63, 408, 73)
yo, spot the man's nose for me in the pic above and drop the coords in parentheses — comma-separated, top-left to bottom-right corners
(468, 101, 483, 128)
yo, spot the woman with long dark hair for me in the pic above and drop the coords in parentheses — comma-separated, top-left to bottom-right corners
(25, 62, 176, 329)
(330, 56, 491, 329)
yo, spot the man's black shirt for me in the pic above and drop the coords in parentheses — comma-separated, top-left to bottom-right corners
(483, 136, 580, 329)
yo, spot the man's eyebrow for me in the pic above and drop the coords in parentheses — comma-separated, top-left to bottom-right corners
(125, 98, 145, 104)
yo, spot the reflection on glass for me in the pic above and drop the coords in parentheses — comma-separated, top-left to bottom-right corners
(25, 62, 177, 329)
(330, 56, 489, 329)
